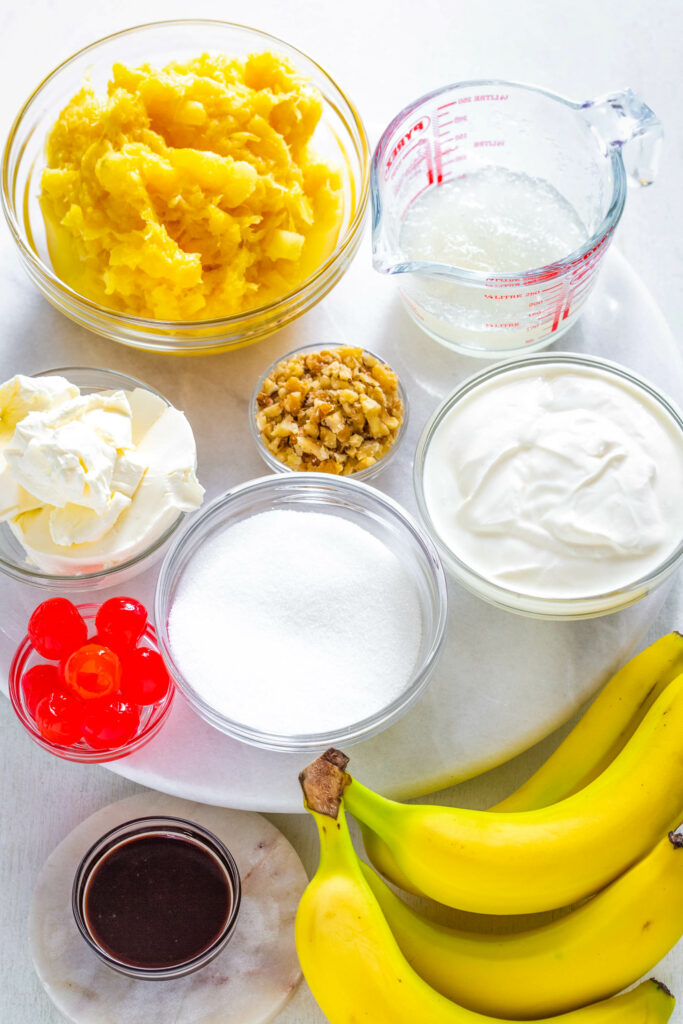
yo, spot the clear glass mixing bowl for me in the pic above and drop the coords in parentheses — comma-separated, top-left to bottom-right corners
(1, 20, 369, 355)
(154, 474, 448, 750)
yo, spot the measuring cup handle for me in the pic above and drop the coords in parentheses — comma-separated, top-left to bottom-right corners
(581, 88, 663, 187)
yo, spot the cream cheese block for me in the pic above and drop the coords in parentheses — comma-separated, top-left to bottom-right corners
(0, 374, 204, 573)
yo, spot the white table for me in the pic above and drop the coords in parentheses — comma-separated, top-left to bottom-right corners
(1, 1, 682, 1021)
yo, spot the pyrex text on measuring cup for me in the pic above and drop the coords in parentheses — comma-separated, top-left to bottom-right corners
(372, 81, 662, 358)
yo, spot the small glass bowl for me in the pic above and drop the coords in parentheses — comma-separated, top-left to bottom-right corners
(72, 816, 241, 979)
(1, 20, 369, 355)
(0, 366, 190, 590)
(154, 474, 448, 751)
(249, 344, 409, 482)
(9, 604, 175, 762)
(414, 352, 683, 620)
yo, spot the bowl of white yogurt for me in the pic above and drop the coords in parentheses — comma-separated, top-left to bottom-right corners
(154, 474, 447, 751)
(0, 367, 204, 589)
(414, 353, 683, 619)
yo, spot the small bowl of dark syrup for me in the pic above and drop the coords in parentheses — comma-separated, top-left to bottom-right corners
(72, 816, 241, 979)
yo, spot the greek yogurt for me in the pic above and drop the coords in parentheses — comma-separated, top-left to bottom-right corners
(421, 358, 683, 609)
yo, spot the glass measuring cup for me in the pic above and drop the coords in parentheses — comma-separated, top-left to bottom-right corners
(372, 80, 662, 358)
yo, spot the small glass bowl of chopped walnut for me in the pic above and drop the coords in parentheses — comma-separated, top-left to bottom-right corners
(251, 345, 408, 480)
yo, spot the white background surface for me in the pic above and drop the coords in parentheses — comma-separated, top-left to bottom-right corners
(1, 1, 682, 1022)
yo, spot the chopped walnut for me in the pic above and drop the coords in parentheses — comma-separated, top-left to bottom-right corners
(255, 347, 404, 475)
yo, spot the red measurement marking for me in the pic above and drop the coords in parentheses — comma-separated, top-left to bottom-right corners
(486, 273, 562, 289)
(525, 269, 563, 285)
(432, 133, 443, 185)
(551, 292, 566, 331)
(384, 118, 431, 176)
(389, 138, 433, 192)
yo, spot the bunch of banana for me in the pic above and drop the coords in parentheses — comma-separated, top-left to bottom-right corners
(342, 669, 683, 914)
(296, 782, 676, 1024)
(363, 632, 683, 892)
(361, 831, 683, 1018)
(296, 636, 683, 1023)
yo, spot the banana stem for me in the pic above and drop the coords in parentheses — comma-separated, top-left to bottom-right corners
(311, 803, 359, 874)
(299, 748, 350, 818)
(344, 777, 400, 837)
(670, 827, 683, 849)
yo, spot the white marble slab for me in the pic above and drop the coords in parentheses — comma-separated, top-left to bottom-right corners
(29, 792, 306, 1024)
(1, 244, 681, 812)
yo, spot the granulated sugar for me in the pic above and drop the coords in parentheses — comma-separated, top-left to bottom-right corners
(167, 509, 422, 735)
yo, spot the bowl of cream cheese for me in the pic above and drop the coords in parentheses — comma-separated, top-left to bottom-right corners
(414, 352, 683, 619)
(0, 367, 204, 588)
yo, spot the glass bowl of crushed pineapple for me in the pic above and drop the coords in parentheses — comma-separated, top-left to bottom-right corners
(2, 21, 369, 354)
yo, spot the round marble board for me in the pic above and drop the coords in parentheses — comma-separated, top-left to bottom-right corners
(29, 791, 307, 1024)
(1, 238, 682, 813)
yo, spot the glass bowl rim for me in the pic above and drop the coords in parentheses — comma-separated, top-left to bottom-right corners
(154, 472, 448, 750)
(0, 365, 187, 585)
(8, 602, 175, 762)
(413, 350, 683, 618)
(371, 77, 626, 285)
(71, 814, 241, 978)
(248, 342, 410, 482)
(1, 18, 370, 330)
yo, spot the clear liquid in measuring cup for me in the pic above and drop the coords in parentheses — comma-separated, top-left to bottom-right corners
(399, 167, 588, 273)
(395, 167, 593, 354)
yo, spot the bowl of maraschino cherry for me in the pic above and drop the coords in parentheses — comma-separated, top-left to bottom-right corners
(9, 597, 174, 761)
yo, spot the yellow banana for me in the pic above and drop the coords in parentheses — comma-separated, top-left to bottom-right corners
(362, 633, 683, 892)
(497, 632, 683, 811)
(343, 671, 683, 913)
(359, 820, 425, 895)
(361, 828, 683, 1018)
(296, 790, 676, 1024)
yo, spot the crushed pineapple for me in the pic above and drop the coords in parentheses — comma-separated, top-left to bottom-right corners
(40, 52, 344, 320)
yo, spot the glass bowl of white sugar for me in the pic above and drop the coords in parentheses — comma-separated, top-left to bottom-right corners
(154, 474, 448, 751)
